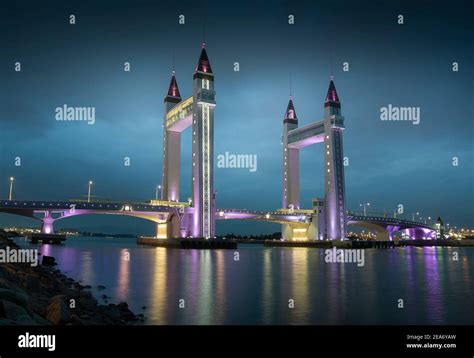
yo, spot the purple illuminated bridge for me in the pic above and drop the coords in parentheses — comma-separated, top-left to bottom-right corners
(0, 200, 435, 241)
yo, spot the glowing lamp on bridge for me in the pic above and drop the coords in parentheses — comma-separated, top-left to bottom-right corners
(265, 213, 270, 219)
(123, 205, 132, 211)
(219, 211, 225, 217)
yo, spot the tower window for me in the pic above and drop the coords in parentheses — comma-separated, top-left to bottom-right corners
(202, 79, 210, 90)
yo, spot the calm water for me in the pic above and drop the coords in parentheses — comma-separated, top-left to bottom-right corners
(14, 236, 474, 325)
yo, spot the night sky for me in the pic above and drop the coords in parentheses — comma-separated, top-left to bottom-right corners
(1, 0, 472, 235)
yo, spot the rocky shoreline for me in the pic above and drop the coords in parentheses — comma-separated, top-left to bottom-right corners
(0, 234, 144, 325)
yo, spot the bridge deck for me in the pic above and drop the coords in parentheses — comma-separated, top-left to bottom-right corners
(0, 200, 184, 213)
(0, 200, 434, 231)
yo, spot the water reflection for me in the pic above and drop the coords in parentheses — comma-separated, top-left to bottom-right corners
(81, 250, 94, 286)
(116, 248, 130, 300)
(326, 256, 343, 324)
(149, 248, 167, 324)
(12, 237, 474, 325)
(422, 247, 442, 323)
(261, 248, 273, 324)
(288, 248, 310, 324)
(197, 250, 213, 324)
(213, 250, 226, 324)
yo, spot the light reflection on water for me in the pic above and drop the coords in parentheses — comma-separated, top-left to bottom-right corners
(14, 237, 474, 325)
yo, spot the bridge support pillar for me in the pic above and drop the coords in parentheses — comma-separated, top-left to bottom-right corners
(388, 230, 393, 241)
(282, 223, 311, 241)
(306, 218, 319, 241)
(41, 214, 55, 234)
(156, 214, 183, 239)
(384, 227, 398, 241)
(282, 224, 292, 241)
(156, 212, 193, 239)
(156, 222, 167, 239)
(404, 228, 427, 240)
(415, 228, 429, 240)
(177, 213, 191, 238)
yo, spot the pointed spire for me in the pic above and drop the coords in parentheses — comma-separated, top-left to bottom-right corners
(195, 43, 213, 74)
(166, 70, 181, 98)
(325, 77, 340, 103)
(284, 97, 297, 120)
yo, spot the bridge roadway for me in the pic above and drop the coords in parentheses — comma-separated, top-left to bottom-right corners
(0, 200, 435, 240)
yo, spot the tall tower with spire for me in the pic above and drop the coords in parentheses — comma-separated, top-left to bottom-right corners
(282, 97, 300, 210)
(191, 43, 216, 238)
(162, 70, 182, 202)
(323, 77, 347, 240)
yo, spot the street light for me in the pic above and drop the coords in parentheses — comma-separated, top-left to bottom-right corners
(87, 180, 93, 203)
(360, 202, 370, 216)
(8, 177, 14, 201)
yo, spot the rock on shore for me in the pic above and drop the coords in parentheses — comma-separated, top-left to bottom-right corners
(0, 234, 144, 325)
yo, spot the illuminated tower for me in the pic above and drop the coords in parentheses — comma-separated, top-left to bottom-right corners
(323, 77, 347, 240)
(162, 70, 182, 202)
(282, 97, 300, 210)
(435, 216, 444, 239)
(191, 43, 216, 238)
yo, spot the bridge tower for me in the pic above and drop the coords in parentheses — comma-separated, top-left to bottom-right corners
(282, 97, 300, 210)
(323, 77, 347, 240)
(191, 43, 216, 238)
(162, 70, 182, 202)
(281, 97, 301, 241)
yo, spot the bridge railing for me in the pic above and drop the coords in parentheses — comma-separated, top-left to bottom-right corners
(347, 211, 434, 228)
(219, 208, 312, 216)
(69, 199, 190, 207)
(276, 208, 315, 215)
(69, 198, 150, 205)
(348, 211, 393, 218)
